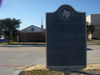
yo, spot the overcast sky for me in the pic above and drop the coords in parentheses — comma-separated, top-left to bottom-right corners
(0, 0, 100, 30)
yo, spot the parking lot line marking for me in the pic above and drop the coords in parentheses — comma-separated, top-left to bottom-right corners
(0, 65, 25, 67)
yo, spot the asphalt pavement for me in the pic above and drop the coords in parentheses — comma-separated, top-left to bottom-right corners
(0, 46, 46, 75)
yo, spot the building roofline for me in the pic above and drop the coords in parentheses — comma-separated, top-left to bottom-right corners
(21, 25, 42, 31)
(87, 14, 100, 16)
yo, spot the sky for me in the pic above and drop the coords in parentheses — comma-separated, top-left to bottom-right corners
(0, 0, 100, 30)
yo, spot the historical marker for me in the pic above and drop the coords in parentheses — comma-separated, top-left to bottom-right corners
(46, 5, 86, 71)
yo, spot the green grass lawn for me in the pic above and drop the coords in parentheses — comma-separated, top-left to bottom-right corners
(87, 40, 100, 43)
(0, 40, 100, 45)
(0, 42, 46, 45)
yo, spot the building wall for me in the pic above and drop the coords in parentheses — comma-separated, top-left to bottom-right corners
(86, 14, 100, 39)
(93, 30, 100, 38)
(91, 14, 100, 25)
(13, 25, 45, 42)
(13, 32, 45, 42)
(86, 15, 91, 24)
(91, 14, 100, 38)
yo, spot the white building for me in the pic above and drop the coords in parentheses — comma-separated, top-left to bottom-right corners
(14, 25, 45, 42)
(86, 14, 100, 39)
(0, 35, 4, 39)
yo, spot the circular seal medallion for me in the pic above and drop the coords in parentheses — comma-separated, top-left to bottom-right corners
(58, 6, 75, 21)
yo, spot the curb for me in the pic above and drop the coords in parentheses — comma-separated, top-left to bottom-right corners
(14, 68, 24, 75)
(0, 44, 46, 47)
(0, 45, 34, 47)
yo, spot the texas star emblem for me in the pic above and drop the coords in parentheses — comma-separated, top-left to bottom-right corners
(62, 10, 70, 18)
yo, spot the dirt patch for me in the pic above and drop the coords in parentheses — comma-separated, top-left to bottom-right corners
(19, 64, 100, 75)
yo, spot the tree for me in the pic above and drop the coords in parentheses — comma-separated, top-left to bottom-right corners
(0, 18, 21, 44)
(86, 22, 95, 40)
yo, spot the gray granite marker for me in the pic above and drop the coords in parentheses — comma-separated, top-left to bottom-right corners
(46, 5, 86, 72)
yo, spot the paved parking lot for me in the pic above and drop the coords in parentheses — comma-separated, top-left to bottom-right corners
(0, 46, 46, 75)
(87, 44, 100, 63)
(0, 44, 100, 75)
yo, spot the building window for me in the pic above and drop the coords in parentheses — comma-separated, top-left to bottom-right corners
(31, 28, 34, 31)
